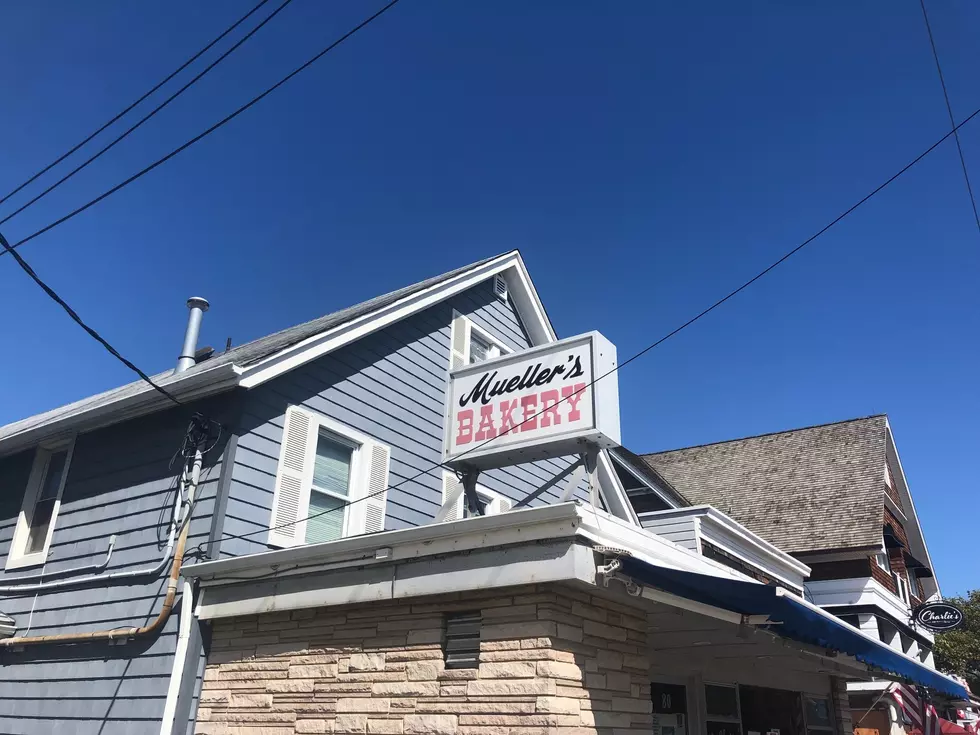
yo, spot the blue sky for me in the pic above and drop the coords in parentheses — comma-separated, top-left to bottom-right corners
(0, 1, 977, 595)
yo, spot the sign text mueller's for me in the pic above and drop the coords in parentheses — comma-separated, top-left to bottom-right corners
(443, 332, 621, 470)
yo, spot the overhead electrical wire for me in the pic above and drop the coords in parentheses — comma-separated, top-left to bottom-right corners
(0, 0, 295, 229)
(0, 0, 402, 411)
(0, 0, 274, 211)
(0, 0, 404, 259)
(917, 0, 980, 235)
(205, 102, 980, 552)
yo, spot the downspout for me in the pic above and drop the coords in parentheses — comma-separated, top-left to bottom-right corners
(0, 447, 203, 648)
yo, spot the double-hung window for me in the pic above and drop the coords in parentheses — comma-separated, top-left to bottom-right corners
(268, 407, 391, 548)
(6, 438, 75, 570)
(449, 311, 510, 369)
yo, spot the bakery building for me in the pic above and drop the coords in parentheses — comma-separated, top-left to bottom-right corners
(0, 252, 966, 735)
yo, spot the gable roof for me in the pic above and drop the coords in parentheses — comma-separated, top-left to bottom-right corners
(0, 251, 554, 457)
(640, 415, 889, 555)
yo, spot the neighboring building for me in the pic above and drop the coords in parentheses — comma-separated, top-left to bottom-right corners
(0, 253, 965, 735)
(638, 416, 954, 733)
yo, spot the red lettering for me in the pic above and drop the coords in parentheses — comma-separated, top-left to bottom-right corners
(455, 409, 474, 445)
(540, 389, 561, 427)
(561, 383, 586, 422)
(498, 399, 519, 436)
(520, 394, 538, 432)
(475, 403, 497, 441)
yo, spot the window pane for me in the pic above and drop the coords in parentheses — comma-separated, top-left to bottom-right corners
(26, 499, 56, 554)
(469, 333, 490, 363)
(463, 493, 490, 518)
(705, 685, 739, 719)
(305, 491, 345, 544)
(313, 434, 352, 497)
(805, 697, 832, 729)
(38, 451, 67, 501)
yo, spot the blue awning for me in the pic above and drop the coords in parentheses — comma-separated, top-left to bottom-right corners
(620, 558, 969, 700)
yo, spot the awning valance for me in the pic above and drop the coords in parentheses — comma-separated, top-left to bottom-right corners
(620, 558, 969, 700)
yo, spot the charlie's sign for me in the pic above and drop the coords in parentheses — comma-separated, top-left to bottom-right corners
(913, 602, 965, 633)
(443, 332, 621, 470)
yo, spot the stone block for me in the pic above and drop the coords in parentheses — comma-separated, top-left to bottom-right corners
(536, 696, 581, 714)
(296, 720, 330, 734)
(406, 629, 444, 645)
(403, 715, 459, 735)
(583, 620, 628, 641)
(466, 679, 557, 697)
(556, 624, 583, 643)
(479, 662, 536, 679)
(291, 664, 340, 679)
(337, 698, 392, 713)
(201, 689, 231, 704)
(336, 715, 369, 734)
(585, 673, 606, 689)
(407, 660, 445, 680)
(228, 692, 274, 708)
(369, 720, 405, 734)
(265, 678, 315, 693)
(350, 653, 387, 672)
(612, 697, 652, 714)
(592, 711, 632, 728)
(481, 621, 556, 641)
(479, 641, 521, 652)
(596, 650, 623, 670)
(372, 681, 441, 697)
(606, 672, 631, 692)
(535, 660, 582, 681)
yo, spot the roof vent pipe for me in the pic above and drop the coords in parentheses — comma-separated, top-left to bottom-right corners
(175, 297, 209, 374)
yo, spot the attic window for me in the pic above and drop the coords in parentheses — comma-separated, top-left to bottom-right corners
(444, 611, 481, 669)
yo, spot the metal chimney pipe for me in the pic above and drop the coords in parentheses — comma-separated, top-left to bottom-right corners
(175, 297, 210, 374)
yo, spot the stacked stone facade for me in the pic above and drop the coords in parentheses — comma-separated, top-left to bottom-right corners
(196, 583, 652, 735)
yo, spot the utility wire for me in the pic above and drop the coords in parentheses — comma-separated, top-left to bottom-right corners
(0, 231, 182, 406)
(0, 0, 295, 229)
(918, 0, 980, 235)
(0, 0, 401, 410)
(0, 0, 273, 211)
(205, 103, 980, 552)
(0, 0, 404, 259)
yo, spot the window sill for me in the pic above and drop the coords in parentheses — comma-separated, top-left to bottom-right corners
(4, 552, 47, 572)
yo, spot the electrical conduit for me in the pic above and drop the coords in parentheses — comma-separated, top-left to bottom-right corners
(0, 447, 202, 648)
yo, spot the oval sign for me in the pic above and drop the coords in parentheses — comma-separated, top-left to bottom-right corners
(914, 602, 965, 632)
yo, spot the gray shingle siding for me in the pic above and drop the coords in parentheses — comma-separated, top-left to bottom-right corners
(0, 396, 235, 735)
(217, 277, 576, 559)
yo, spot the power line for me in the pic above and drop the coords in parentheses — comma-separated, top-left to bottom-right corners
(0, 0, 273, 212)
(918, 0, 980, 235)
(205, 103, 980, 551)
(0, 231, 182, 406)
(0, 0, 294, 229)
(0, 0, 404, 259)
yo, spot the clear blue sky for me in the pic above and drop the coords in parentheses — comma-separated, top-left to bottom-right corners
(0, 1, 976, 595)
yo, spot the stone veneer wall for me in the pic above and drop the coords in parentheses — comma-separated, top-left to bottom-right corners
(195, 583, 652, 735)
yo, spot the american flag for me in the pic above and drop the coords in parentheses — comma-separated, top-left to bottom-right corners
(888, 682, 941, 735)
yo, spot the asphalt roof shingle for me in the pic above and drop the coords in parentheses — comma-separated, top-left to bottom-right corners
(640, 415, 889, 555)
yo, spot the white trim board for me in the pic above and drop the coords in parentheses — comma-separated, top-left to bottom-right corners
(238, 252, 555, 389)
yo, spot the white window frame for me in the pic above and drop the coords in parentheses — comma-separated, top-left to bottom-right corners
(874, 550, 890, 571)
(894, 572, 911, 605)
(6, 437, 76, 571)
(268, 407, 390, 548)
(449, 311, 512, 370)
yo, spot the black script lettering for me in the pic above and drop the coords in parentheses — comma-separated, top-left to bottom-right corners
(566, 355, 584, 379)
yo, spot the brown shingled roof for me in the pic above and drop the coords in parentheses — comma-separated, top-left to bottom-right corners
(640, 415, 889, 555)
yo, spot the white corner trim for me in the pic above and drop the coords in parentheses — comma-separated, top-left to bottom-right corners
(239, 252, 556, 390)
(159, 579, 194, 735)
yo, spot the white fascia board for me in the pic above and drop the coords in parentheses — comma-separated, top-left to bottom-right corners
(238, 252, 556, 390)
(637, 506, 811, 584)
(575, 505, 757, 582)
(196, 541, 595, 620)
(184, 502, 583, 583)
(884, 420, 939, 596)
(806, 577, 912, 623)
(0, 363, 240, 458)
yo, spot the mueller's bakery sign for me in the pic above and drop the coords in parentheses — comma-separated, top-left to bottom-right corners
(913, 602, 965, 632)
(443, 332, 621, 470)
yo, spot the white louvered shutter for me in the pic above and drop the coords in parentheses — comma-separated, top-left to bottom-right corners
(449, 313, 470, 370)
(492, 274, 508, 301)
(441, 472, 463, 522)
(268, 407, 315, 547)
(359, 441, 391, 535)
(489, 495, 512, 515)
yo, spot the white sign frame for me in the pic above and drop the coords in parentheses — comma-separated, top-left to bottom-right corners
(443, 331, 621, 471)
